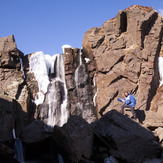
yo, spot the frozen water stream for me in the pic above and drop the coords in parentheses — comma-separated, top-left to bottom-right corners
(29, 51, 68, 127)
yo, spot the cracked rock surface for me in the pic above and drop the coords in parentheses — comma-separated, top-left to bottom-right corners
(83, 5, 163, 125)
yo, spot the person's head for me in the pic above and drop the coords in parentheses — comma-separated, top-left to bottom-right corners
(124, 92, 128, 97)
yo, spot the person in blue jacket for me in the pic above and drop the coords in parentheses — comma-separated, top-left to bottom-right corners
(118, 92, 137, 119)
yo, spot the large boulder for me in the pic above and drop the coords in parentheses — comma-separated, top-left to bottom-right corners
(83, 5, 163, 120)
(20, 120, 53, 144)
(53, 116, 93, 163)
(93, 110, 162, 163)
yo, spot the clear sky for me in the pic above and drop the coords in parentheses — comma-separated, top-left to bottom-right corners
(0, 0, 163, 55)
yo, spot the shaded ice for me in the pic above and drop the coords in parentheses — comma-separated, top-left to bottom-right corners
(158, 57, 163, 86)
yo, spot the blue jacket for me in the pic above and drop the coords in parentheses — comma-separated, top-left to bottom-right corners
(118, 93, 136, 107)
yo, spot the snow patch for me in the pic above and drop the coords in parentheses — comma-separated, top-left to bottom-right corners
(29, 51, 58, 105)
(62, 44, 72, 53)
(85, 58, 90, 63)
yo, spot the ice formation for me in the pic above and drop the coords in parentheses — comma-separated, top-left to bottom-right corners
(158, 57, 163, 86)
(29, 51, 68, 127)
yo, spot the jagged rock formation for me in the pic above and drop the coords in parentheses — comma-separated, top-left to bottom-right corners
(0, 35, 26, 138)
(0, 35, 38, 161)
(83, 5, 163, 126)
(53, 116, 93, 163)
(53, 110, 162, 163)
(0, 4, 163, 163)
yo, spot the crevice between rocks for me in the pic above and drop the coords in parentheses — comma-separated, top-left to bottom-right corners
(109, 55, 125, 72)
(15, 80, 26, 100)
(108, 74, 137, 87)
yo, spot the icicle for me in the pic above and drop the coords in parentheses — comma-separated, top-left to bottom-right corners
(13, 128, 16, 139)
(29, 51, 68, 127)
(93, 74, 98, 107)
(158, 57, 163, 86)
(79, 49, 83, 65)
(29, 51, 50, 105)
(14, 139, 25, 163)
(19, 57, 26, 79)
(46, 54, 68, 127)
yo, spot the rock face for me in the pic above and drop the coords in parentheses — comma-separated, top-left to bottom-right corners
(53, 116, 93, 163)
(53, 110, 162, 163)
(21, 120, 52, 144)
(0, 35, 26, 139)
(0, 35, 37, 160)
(83, 5, 163, 122)
(64, 47, 97, 123)
(94, 110, 162, 163)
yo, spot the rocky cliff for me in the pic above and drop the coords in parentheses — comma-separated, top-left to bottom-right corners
(83, 5, 163, 127)
(0, 4, 163, 163)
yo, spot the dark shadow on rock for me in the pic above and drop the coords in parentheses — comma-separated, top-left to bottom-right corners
(93, 110, 162, 163)
(124, 108, 146, 123)
(135, 109, 146, 123)
(0, 97, 59, 163)
(99, 91, 118, 116)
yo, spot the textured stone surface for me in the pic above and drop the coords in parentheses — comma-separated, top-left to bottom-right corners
(0, 36, 36, 152)
(1, 5, 163, 162)
(21, 120, 52, 144)
(0, 35, 23, 68)
(94, 110, 162, 163)
(83, 5, 163, 122)
(64, 47, 97, 123)
(53, 116, 93, 162)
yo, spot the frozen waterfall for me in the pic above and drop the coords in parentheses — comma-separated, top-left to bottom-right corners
(158, 57, 163, 86)
(29, 51, 68, 127)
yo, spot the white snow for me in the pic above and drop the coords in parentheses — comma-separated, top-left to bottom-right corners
(62, 44, 72, 53)
(29, 51, 55, 105)
(93, 75, 98, 107)
(85, 58, 90, 63)
(29, 51, 68, 126)
(158, 57, 163, 86)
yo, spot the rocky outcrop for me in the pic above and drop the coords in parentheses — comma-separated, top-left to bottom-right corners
(53, 110, 162, 163)
(1, 5, 163, 162)
(53, 116, 93, 163)
(0, 35, 27, 138)
(94, 110, 162, 163)
(21, 120, 53, 144)
(0, 35, 37, 159)
(83, 5, 163, 123)
(64, 47, 97, 123)
(0, 35, 23, 69)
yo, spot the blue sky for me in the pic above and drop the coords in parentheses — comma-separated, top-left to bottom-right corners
(0, 0, 163, 55)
